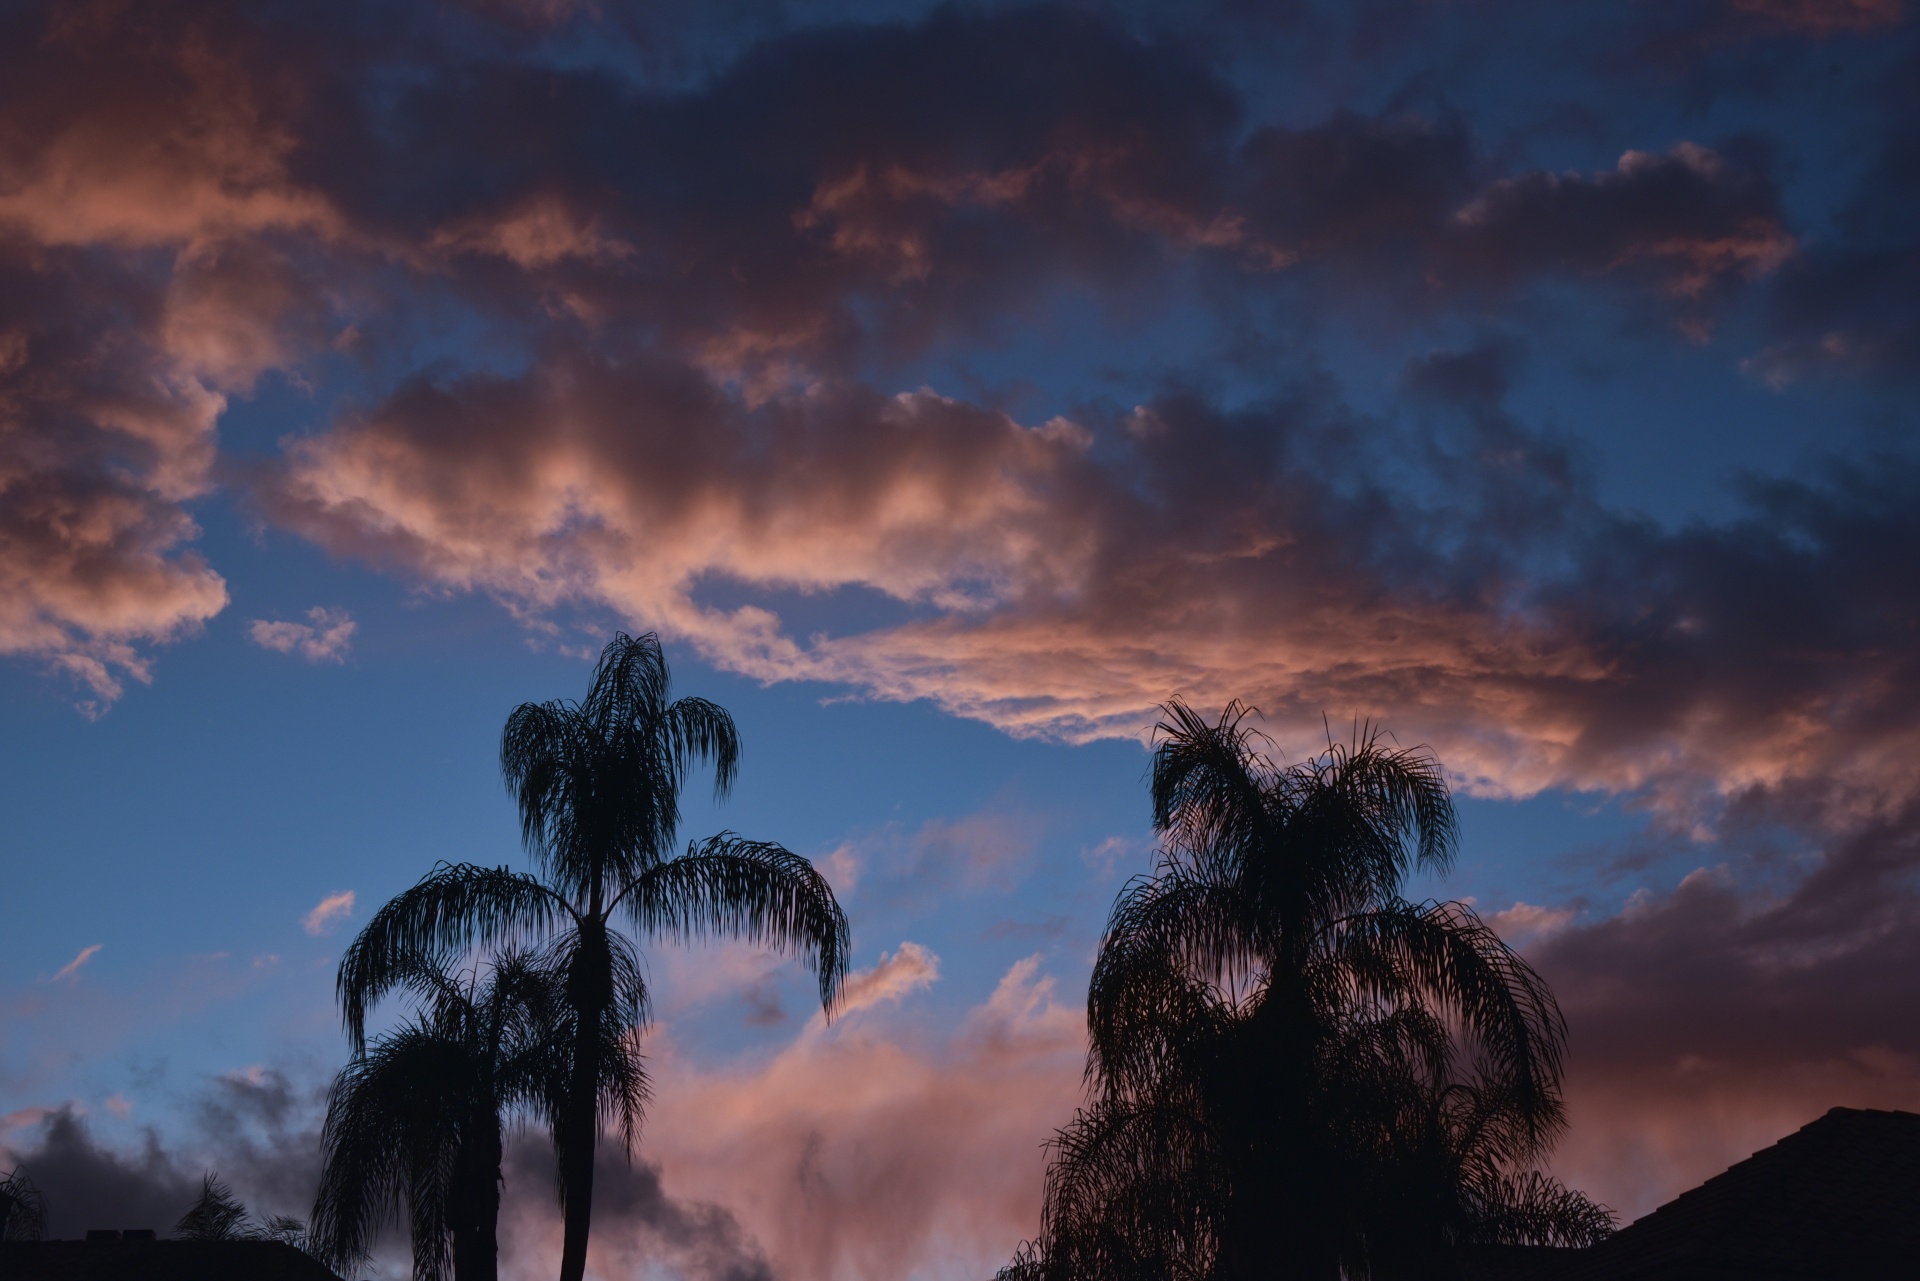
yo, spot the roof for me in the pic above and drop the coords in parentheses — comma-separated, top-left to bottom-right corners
(1555, 1106, 1920, 1280)
(0, 1239, 345, 1281)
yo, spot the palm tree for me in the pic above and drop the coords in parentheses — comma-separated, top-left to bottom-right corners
(176, 1174, 311, 1249)
(339, 632, 849, 1281)
(177, 1174, 253, 1241)
(0, 1166, 47, 1241)
(1004, 700, 1610, 1281)
(311, 951, 614, 1281)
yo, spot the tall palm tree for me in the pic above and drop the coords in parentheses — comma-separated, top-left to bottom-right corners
(1004, 700, 1609, 1281)
(311, 951, 610, 1281)
(339, 632, 849, 1281)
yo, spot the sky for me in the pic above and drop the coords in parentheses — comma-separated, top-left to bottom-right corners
(2, 0, 1919, 1275)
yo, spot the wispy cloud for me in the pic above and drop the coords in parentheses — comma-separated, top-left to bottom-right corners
(835, 942, 941, 1018)
(301, 890, 355, 936)
(247, 607, 356, 663)
(1486, 901, 1578, 948)
(51, 944, 102, 983)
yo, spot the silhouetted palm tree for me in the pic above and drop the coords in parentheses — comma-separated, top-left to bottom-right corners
(0, 1166, 47, 1241)
(176, 1173, 309, 1248)
(177, 1175, 253, 1241)
(312, 952, 612, 1281)
(1004, 701, 1610, 1281)
(339, 632, 849, 1281)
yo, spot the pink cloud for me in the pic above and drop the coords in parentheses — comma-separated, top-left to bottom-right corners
(50, 944, 101, 983)
(633, 954, 1084, 1281)
(248, 607, 356, 663)
(834, 942, 941, 1018)
(301, 890, 355, 936)
(262, 358, 1920, 842)
(1486, 901, 1579, 948)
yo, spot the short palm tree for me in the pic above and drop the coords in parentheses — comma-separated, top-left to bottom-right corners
(312, 951, 608, 1281)
(339, 632, 849, 1281)
(1004, 700, 1610, 1281)
(177, 1174, 252, 1241)
(0, 1166, 47, 1241)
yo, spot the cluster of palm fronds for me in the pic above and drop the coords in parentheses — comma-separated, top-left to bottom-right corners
(312, 633, 849, 1281)
(1000, 702, 1614, 1281)
(1, 1166, 48, 1241)
(176, 1173, 309, 1248)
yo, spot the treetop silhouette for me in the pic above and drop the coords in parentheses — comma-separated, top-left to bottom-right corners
(334, 632, 848, 1281)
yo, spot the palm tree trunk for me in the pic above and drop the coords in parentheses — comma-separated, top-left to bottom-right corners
(451, 1120, 504, 1281)
(557, 920, 612, 1281)
(556, 1078, 596, 1281)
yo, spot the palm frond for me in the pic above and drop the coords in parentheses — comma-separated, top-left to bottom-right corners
(661, 695, 740, 801)
(337, 863, 563, 1049)
(1465, 1171, 1616, 1247)
(1331, 901, 1566, 1149)
(0, 1166, 49, 1242)
(177, 1174, 250, 1241)
(621, 834, 849, 1012)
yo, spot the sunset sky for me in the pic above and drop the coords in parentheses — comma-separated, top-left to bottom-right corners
(3, 0, 1919, 1276)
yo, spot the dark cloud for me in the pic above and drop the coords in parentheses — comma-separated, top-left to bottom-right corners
(1753, 40, 1920, 383)
(1443, 139, 1792, 311)
(1, 1110, 199, 1238)
(257, 327, 1920, 806)
(0, 1070, 324, 1239)
(501, 1132, 776, 1281)
(0, 0, 1821, 715)
(1541, 802, 1920, 1078)
(1529, 788, 1920, 1215)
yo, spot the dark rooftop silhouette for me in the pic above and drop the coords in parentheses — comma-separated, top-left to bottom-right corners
(1464, 1107, 1920, 1280)
(0, 1239, 343, 1280)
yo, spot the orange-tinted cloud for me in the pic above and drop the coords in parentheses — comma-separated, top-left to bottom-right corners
(0, 0, 352, 705)
(262, 352, 1920, 834)
(632, 954, 1084, 1281)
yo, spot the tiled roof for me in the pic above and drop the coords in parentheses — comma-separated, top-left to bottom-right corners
(1555, 1106, 1920, 1280)
(0, 1239, 346, 1280)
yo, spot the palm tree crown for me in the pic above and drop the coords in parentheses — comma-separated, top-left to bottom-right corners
(0, 1166, 48, 1242)
(1007, 700, 1610, 1281)
(337, 632, 849, 1281)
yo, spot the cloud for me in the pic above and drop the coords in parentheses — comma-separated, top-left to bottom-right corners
(0, 251, 232, 708)
(0, 1069, 323, 1240)
(1521, 789, 1920, 1217)
(500, 1136, 774, 1281)
(261, 349, 1920, 836)
(835, 942, 941, 1019)
(50, 945, 102, 984)
(0, 0, 360, 708)
(0, 0, 1820, 720)
(0, 1109, 199, 1238)
(1749, 41, 1920, 384)
(300, 890, 355, 936)
(1486, 901, 1578, 948)
(639, 954, 1085, 1281)
(1721, 0, 1908, 37)
(818, 843, 863, 896)
(1447, 142, 1793, 309)
(248, 608, 356, 663)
